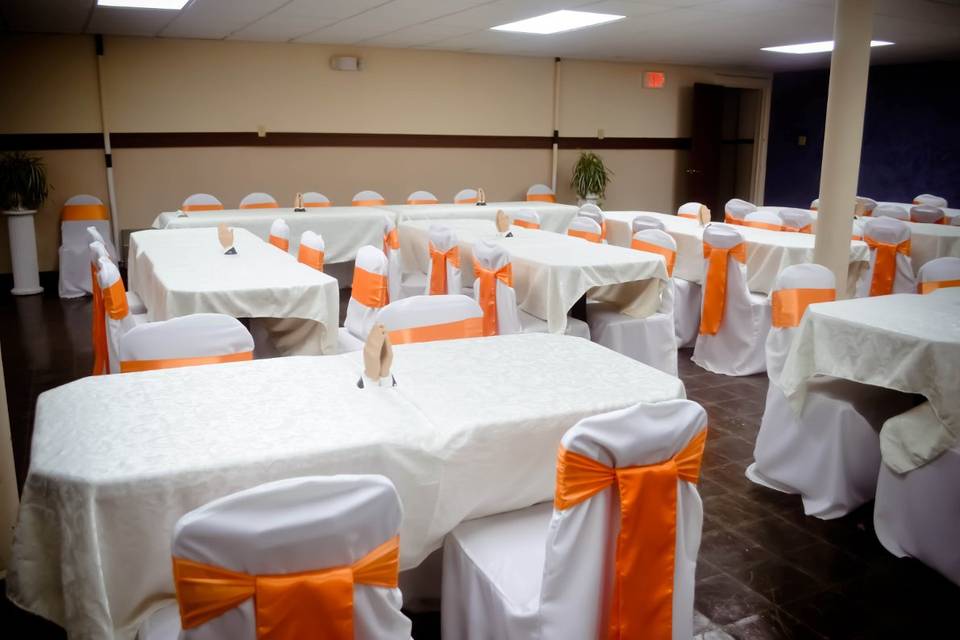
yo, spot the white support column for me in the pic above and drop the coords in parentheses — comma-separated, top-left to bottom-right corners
(551, 57, 561, 193)
(0, 343, 18, 576)
(814, 0, 874, 296)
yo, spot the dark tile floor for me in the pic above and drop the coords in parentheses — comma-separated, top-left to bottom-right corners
(1, 287, 957, 638)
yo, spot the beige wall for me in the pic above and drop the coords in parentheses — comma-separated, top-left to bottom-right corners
(0, 34, 769, 273)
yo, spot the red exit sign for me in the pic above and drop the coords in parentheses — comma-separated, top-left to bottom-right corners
(644, 71, 666, 89)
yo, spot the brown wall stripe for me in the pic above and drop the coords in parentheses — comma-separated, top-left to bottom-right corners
(1, 131, 691, 151)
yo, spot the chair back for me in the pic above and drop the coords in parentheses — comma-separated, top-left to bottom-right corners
(60, 195, 115, 297)
(119, 314, 253, 372)
(856, 196, 878, 216)
(579, 203, 606, 240)
(677, 202, 704, 220)
(766, 264, 835, 384)
(170, 475, 409, 640)
(568, 215, 603, 243)
(857, 217, 916, 297)
(632, 215, 665, 233)
(472, 240, 521, 336)
(62, 194, 108, 223)
(345, 245, 390, 341)
(268, 218, 290, 252)
(810, 198, 819, 211)
(89, 242, 112, 375)
(539, 400, 707, 640)
(526, 183, 556, 203)
(914, 193, 948, 208)
(238, 192, 278, 209)
(453, 188, 479, 205)
(377, 295, 483, 345)
(699, 224, 750, 335)
(909, 205, 946, 224)
(406, 190, 438, 205)
(631, 229, 677, 315)
(742, 210, 784, 231)
(723, 198, 756, 224)
(182, 193, 223, 212)
(425, 225, 462, 295)
(873, 204, 909, 221)
(917, 257, 960, 294)
(298, 230, 325, 271)
(511, 208, 541, 229)
(97, 257, 137, 373)
(953, 217, 960, 227)
(382, 218, 402, 302)
(302, 192, 331, 208)
(353, 190, 386, 206)
(778, 208, 814, 233)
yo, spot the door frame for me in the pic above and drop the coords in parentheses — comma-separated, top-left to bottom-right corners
(710, 72, 772, 205)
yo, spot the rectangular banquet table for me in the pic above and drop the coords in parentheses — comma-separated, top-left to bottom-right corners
(7, 333, 686, 640)
(152, 206, 390, 264)
(603, 211, 871, 296)
(128, 228, 340, 354)
(377, 201, 579, 233)
(399, 218, 668, 333)
(778, 288, 960, 474)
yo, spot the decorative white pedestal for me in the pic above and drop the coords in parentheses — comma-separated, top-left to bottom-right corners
(3, 209, 44, 295)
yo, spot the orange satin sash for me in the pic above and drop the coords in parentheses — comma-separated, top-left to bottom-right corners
(569, 228, 602, 243)
(62, 204, 108, 221)
(428, 243, 460, 295)
(771, 287, 835, 328)
(182, 203, 224, 212)
(554, 429, 707, 640)
(919, 279, 960, 294)
(741, 220, 783, 232)
(298, 244, 324, 271)
(678, 212, 698, 220)
(268, 235, 290, 252)
(239, 202, 278, 210)
(407, 199, 438, 205)
(527, 193, 556, 202)
(723, 213, 743, 225)
(910, 214, 946, 224)
(699, 241, 746, 335)
(455, 197, 479, 205)
(383, 228, 399, 252)
(102, 279, 129, 320)
(474, 258, 513, 336)
(303, 201, 331, 208)
(388, 316, 483, 345)
(351, 267, 388, 308)
(797, 224, 813, 234)
(91, 264, 109, 375)
(121, 350, 253, 373)
(631, 240, 676, 277)
(512, 218, 539, 229)
(353, 199, 386, 207)
(865, 237, 911, 296)
(172, 535, 399, 640)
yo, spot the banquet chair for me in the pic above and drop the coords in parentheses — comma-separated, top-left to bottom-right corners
(298, 230, 325, 271)
(746, 263, 915, 518)
(472, 240, 590, 340)
(913, 193, 948, 208)
(526, 183, 556, 203)
(353, 190, 386, 206)
(855, 217, 916, 297)
(953, 216, 960, 227)
(873, 203, 909, 221)
(407, 190, 439, 205)
(723, 198, 756, 225)
(673, 274, 702, 349)
(909, 204, 946, 224)
(511, 208, 541, 229)
(441, 399, 707, 640)
(587, 229, 678, 375)
(778, 208, 814, 233)
(851, 217, 867, 241)
(742, 210, 785, 231)
(339, 245, 390, 353)
(874, 402, 960, 586)
(632, 215, 665, 233)
(268, 218, 290, 252)
(423, 225, 462, 296)
(578, 203, 606, 240)
(454, 188, 479, 204)
(88, 236, 146, 314)
(810, 198, 819, 211)
(567, 216, 603, 243)
(377, 295, 483, 345)
(857, 196, 878, 216)
(119, 314, 253, 372)
(692, 224, 771, 376)
(59, 194, 117, 298)
(96, 257, 146, 373)
(238, 192, 278, 209)
(302, 191, 331, 207)
(917, 257, 960, 293)
(677, 202, 705, 221)
(383, 218, 402, 302)
(181, 193, 223, 212)
(137, 475, 411, 640)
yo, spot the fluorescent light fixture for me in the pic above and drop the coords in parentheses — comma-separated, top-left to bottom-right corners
(97, 0, 189, 9)
(491, 10, 624, 35)
(762, 40, 894, 54)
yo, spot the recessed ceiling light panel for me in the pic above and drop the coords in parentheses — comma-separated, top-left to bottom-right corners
(491, 10, 625, 35)
(762, 40, 894, 54)
(97, 0, 190, 9)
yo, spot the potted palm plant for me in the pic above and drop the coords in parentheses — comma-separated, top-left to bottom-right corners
(1, 151, 51, 295)
(571, 151, 612, 206)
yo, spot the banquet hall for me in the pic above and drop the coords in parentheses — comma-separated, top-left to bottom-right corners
(0, 0, 958, 638)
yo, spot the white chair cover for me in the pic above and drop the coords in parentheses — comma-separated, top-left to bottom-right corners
(424, 225, 462, 295)
(302, 191, 331, 208)
(298, 230, 325, 270)
(59, 194, 116, 298)
(89, 240, 146, 318)
(472, 241, 522, 335)
(875, 403, 960, 586)
(382, 218, 402, 303)
(677, 202, 704, 220)
(917, 256, 960, 293)
(526, 183, 556, 202)
(723, 198, 757, 224)
(406, 190, 439, 205)
(268, 218, 290, 251)
(909, 204, 946, 224)
(857, 196, 878, 215)
(953, 216, 960, 227)
(139, 475, 412, 640)
(377, 294, 483, 344)
(692, 224, 771, 376)
(454, 188, 479, 205)
(119, 314, 253, 370)
(778, 208, 814, 232)
(873, 203, 909, 221)
(810, 198, 820, 211)
(238, 192, 278, 209)
(181, 193, 223, 211)
(673, 278, 701, 349)
(511, 208, 541, 229)
(353, 190, 386, 206)
(339, 245, 389, 352)
(913, 193, 948, 208)
(743, 210, 784, 231)
(567, 216, 603, 243)
(97, 257, 142, 373)
(632, 215, 666, 233)
(441, 399, 707, 640)
(588, 230, 678, 375)
(855, 217, 917, 297)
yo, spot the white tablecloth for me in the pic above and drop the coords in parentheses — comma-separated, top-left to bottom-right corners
(128, 228, 340, 354)
(603, 211, 870, 296)
(400, 219, 668, 333)
(152, 207, 391, 264)
(779, 288, 960, 473)
(378, 201, 578, 233)
(7, 333, 685, 640)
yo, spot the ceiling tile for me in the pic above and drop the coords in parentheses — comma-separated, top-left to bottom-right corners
(2, 0, 93, 34)
(88, 7, 176, 37)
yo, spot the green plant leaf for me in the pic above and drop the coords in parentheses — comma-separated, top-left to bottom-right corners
(0, 151, 51, 210)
